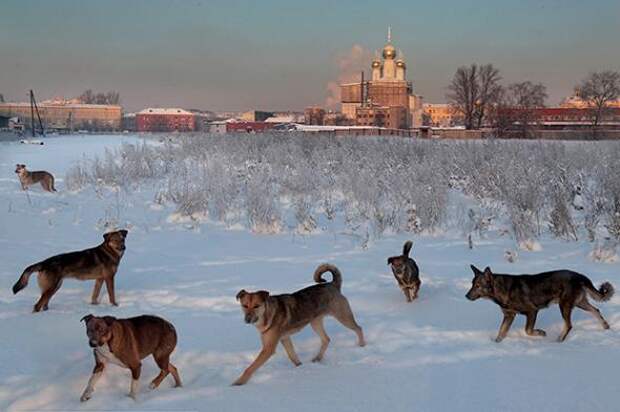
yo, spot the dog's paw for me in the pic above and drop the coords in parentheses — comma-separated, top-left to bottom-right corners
(311, 356, 322, 363)
(232, 377, 248, 386)
(80, 392, 91, 402)
(533, 329, 546, 337)
(603, 322, 610, 330)
(127, 392, 138, 400)
(111, 302, 119, 307)
(494, 336, 504, 343)
(148, 382, 157, 390)
(91, 300, 99, 305)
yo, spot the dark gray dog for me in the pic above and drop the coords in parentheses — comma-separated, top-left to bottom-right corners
(387, 241, 421, 302)
(466, 265, 614, 342)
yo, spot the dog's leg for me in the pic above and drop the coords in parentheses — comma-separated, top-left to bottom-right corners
(280, 337, 302, 366)
(576, 298, 610, 330)
(524, 311, 546, 337)
(150, 354, 170, 389)
(128, 364, 141, 399)
(232, 333, 278, 386)
(310, 318, 331, 362)
(91, 279, 104, 305)
(168, 363, 182, 387)
(558, 302, 573, 342)
(411, 284, 419, 300)
(402, 287, 412, 302)
(104, 277, 118, 306)
(34, 273, 61, 312)
(495, 312, 516, 342)
(80, 356, 105, 402)
(332, 298, 366, 347)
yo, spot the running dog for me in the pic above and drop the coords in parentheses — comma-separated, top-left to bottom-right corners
(12, 230, 128, 312)
(15, 164, 56, 192)
(465, 265, 614, 342)
(387, 240, 421, 302)
(233, 263, 366, 386)
(80, 314, 182, 401)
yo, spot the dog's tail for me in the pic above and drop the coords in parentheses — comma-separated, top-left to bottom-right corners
(12, 262, 42, 294)
(402, 240, 413, 258)
(584, 278, 614, 302)
(314, 263, 342, 291)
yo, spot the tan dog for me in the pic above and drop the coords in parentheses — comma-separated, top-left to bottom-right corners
(233, 263, 365, 386)
(80, 314, 182, 401)
(12, 230, 128, 312)
(15, 164, 56, 192)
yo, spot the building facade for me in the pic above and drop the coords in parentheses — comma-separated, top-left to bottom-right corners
(355, 106, 409, 129)
(135, 108, 195, 132)
(304, 107, 326, 125)
(340, 29, 423, 129)
(0, 102, 122, 131)
(423, 103, 463, 127)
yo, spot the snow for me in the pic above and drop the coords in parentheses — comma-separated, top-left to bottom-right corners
(1, 135, 620, 412)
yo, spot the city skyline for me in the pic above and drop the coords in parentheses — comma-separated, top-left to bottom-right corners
(1, 0, 619, 112)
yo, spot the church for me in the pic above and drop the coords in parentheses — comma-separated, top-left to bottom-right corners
(340, 29, 423, 129)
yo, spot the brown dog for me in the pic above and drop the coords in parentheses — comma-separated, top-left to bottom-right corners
(387, 240, 421, 302)
(15, 164, 56, 192)
(233, 263, 365, 386)
(80, 314, 182, 401)
(12, 230, 128, 312)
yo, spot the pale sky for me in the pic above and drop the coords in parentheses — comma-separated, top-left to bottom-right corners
(1, 0, 619, 111)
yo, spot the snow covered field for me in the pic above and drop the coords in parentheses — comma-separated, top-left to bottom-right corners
(1, 135, 619, 412)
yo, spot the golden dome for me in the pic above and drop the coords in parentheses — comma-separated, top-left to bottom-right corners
(371, 59, 381, 68)
(396, 59, 406, 68)
(382, 44, 396, 59)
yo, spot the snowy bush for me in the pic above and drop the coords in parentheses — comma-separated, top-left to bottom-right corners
(65, 134, 620, 245)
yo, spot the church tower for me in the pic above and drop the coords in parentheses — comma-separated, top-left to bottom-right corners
(381, 27, 397, 80)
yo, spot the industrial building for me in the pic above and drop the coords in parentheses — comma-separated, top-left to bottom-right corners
(135, 108, 195, 132)
(0, 101, 122, 131)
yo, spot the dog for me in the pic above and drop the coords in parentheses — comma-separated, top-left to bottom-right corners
(233, 263, 365, 386)
(12, 230, 128, 312)
(15, 164, 56, 192)
(80, 314, 182, 401)
(465, 265, 614, 342)
(387, 240, 421, 302)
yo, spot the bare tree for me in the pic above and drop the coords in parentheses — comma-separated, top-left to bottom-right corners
(0, 93, 4, 103)
(475, 64, 503, 129)
(78, 89, 121, 105)
(447, 64, 502, 130)
(79, 89, 95, 104)
(575, 71, 620, 129)
(494, 81, 547, 138)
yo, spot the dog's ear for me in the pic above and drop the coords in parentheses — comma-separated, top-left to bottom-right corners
(102, 316, 116, 326)
(119, 229, 128, 239)
(80, 314, 94, 324)
(256, 290, 270, 300)
(236, 289, 247, 301)
(387, 256, 396, 265)
(483, 266, 493, 279)
(470, 265, 483, 276)
(103, 232, 111, 241)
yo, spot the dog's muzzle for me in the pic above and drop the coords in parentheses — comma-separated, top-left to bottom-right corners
(465, 291, 478, 301)
(244, 314, 257, 324)
(89, 340, 101, 348)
